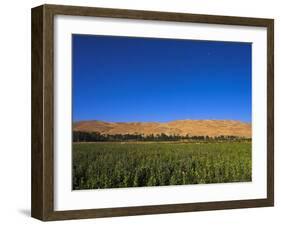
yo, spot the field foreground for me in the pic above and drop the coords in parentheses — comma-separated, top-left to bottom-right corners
(73, 142, 251, 190)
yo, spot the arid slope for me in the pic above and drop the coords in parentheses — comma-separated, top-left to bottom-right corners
(73, 120, 251, 138)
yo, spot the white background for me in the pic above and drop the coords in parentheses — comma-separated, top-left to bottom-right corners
(0, 0, 279, 225)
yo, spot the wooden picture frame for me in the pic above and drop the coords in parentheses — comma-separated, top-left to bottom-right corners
(31, 4, 274, 221)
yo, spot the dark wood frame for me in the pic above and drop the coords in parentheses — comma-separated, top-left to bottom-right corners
(31, 4, 274, 221)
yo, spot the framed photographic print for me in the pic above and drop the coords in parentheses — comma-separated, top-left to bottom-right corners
(31, 4, 274, 221)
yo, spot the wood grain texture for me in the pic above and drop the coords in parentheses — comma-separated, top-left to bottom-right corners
(267, 19, 274, 205)
(31, 5, 55, 220)
(45, 4, 272, 26)
(31, 4, 274, 221)
(45, 198, 272, 221)
(31, 5, 44, 220)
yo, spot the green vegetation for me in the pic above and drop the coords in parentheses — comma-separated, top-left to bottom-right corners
(73, 142, 252, 190)
(73, 131, 251, 142)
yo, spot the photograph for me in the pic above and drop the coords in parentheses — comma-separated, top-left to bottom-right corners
(72, 34, 252, 190)
(31, 4, 274, 220)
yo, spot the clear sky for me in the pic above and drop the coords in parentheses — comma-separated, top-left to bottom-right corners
(72, 34, 252, 123)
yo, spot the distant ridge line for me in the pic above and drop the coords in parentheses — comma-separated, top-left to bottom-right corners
(73, 119, 251, 138)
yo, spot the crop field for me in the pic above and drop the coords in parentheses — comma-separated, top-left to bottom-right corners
(72, 142, 251, 190)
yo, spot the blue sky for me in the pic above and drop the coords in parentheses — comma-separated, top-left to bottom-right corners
(72, 34, 252, 123)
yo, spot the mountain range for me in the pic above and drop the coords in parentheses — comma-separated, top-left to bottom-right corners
(73, 119, 251, 138)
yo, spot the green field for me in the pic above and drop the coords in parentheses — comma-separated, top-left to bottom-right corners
(73, 142, 251, 190)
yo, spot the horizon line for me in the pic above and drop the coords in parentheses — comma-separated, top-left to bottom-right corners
(73, 118, 252, 124)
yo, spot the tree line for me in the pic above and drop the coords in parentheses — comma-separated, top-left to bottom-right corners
(73, 131, 251, 142)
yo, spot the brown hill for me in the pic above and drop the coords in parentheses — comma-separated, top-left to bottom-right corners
(73, 119, 251, 138)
